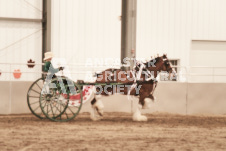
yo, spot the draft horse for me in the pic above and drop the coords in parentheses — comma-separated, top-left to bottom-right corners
(90, 54, 174, 121)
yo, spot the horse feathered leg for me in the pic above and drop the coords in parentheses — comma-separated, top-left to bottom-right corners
(132, 86, 151, 121)
(132, 104, 148, 121)
(149, 94, 156, 102)
(143, 98, 152, 109)
(90, 95, 104, 121)
(93, 95, 104, 116)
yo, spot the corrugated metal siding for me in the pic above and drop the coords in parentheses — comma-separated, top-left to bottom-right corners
(1, 0, 226, 81)
(0, 22, 42, 63)
(137, 0, 226, 66)
(52, 0, 226, 67)
(52, 0, 121, 65)
(192, 0, 226, 40)
(0, 0, 42, 19)
(0, 0, 42, 81)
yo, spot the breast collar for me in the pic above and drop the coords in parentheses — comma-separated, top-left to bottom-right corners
(131, 61, 156, 83)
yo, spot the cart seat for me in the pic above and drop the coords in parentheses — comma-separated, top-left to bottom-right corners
(77, 80, 84, 84)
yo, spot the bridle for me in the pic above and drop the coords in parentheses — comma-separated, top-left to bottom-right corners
(163, 59, 173, 73)
(127, 60, 157, 100)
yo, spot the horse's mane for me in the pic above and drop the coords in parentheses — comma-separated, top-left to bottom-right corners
(144, 56, 161, 67)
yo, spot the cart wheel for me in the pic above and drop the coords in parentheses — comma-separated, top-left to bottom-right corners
(27, 78, 46, 119)
(40, 77, 83, 122)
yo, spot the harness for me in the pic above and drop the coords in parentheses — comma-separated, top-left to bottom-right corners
(133, 60, 156, 82)
(127, 61, 157, 98)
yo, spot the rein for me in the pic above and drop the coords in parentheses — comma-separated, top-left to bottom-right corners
(127, 61, 157, 98)
(132, 61, 156, 82)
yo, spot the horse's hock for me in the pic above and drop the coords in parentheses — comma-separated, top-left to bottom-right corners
(1, 81, 226, 115)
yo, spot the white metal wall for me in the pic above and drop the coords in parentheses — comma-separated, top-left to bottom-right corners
(192, 0, 226, 41)
(2, 81, 226, 115)
(51, 0, 121, 65)
(0, 0, 42, 18)
(1, 0, 226, 81)
(0, 0, 42, 81)
(137, 0, 226, 66)
(0, 22, 42, 64)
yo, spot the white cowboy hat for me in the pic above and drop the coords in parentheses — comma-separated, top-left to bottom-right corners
(44, 52, 54, 61)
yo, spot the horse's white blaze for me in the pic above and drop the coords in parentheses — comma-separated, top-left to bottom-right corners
(133, 104, 148, 122)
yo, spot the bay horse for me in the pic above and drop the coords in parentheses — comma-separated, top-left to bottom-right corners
(90, 54, 174, 121)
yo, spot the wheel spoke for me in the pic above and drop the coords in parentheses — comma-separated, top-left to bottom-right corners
(67, 106, 75, 115)
(29, 96, 40, 98)
(60, 104, 62, 120)
(27, 78, 47, 119)
(54, 103, 62, 113)
(60, 103, 69, 119)
(33, 105, 41, 112)
(50, 103, 55, 117)
(54, 96, 64, 117)
(30, 101, 40, 105)
(64, 111, 69, 119)
(47, 104, 49, 114)
(35, 82, 42, 91)
(31, 89, 40, 95)
(37, 77, 83, 122)
(41, 101, 47, 109)
(46, 105, 52, 114)
(53, 103, 59, 115)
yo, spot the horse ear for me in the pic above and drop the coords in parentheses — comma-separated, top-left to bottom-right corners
(163, 53, 167, 58)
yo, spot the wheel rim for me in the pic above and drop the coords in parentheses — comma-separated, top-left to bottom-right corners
(40, 77, 83, 122)
(27, 78, 46, 119)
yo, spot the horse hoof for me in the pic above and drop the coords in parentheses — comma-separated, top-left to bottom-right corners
(90, 114, 103, 121)
(133, 114, 148, 122)
(140, 115, 148, 121)
(99, 110, 104, 116)
(95, 107, 104, 116)
(90, 115, 98, 121)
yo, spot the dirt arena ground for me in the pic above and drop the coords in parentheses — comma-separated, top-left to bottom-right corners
(1, 112, 226, 151)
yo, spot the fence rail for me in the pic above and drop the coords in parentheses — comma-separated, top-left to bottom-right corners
(0, 63, 226, 83)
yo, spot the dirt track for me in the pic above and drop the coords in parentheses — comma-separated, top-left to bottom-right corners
(1, 112, 226, 151)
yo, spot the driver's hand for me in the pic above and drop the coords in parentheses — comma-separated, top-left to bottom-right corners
(59, 67, 64, 70)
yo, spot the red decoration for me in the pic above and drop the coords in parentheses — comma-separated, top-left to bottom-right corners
(13, 69, 22, 79)
(27, 59, 35, 68)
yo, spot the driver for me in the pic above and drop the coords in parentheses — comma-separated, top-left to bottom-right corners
(43, 52, 64, 75)
(42, 52, 65, 94)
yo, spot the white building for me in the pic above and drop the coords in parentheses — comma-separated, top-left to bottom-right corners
(0, 0, 226, 82)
